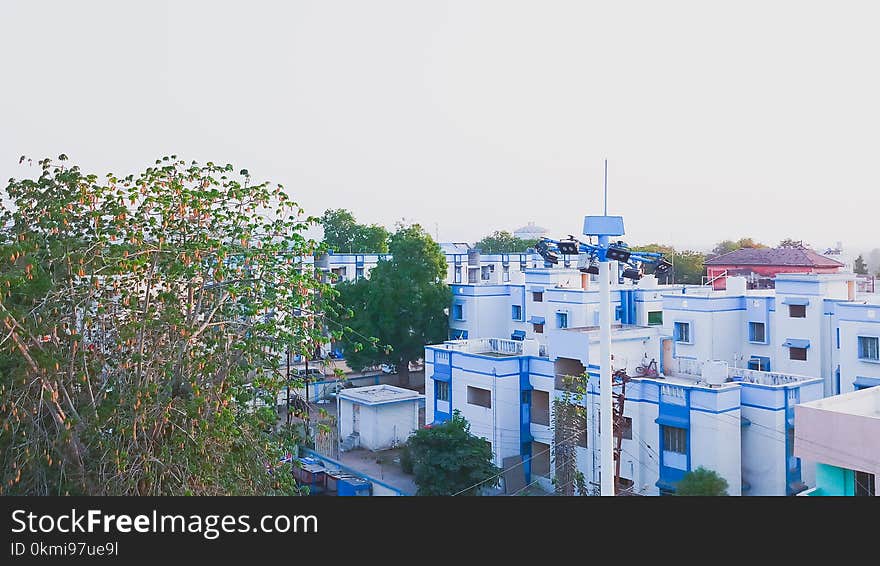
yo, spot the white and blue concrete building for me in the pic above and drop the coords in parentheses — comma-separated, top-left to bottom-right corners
(431, 271, 879, 495)
(424, 328, 822, 496)
(449, 269, 678, 345)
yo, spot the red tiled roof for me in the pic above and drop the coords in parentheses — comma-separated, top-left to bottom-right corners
(704, 247, 845, 268)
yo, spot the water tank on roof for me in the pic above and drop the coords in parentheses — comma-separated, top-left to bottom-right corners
(468, 249, 481, 267)
(639, 274, 658, 289)
(521, 339, 540, 357)
(702, 360, 729, 385)
(727, 276, 747, 294)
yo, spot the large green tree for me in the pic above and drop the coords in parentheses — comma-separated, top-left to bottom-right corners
(711, 237, 767, 257)
(334, 224, 450, 385)
(633, 244, 705, 285)
(854, 254, 868, 275)
(406, 411, 501, 496)
(474, 230, 536, 254)
(320, 208, 389, 253)
(675, 466, 729, 496)
(0, 155, 333, 495)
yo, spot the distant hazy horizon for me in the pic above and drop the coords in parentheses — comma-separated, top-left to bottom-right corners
(2, 1, 878, 254)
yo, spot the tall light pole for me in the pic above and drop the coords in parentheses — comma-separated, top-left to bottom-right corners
(585, 160, 625, 496)
(534, 162, 670, 496)
(584, 214, 624, 496)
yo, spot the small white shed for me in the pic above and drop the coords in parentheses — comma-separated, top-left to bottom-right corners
(338, 385, 423, 451)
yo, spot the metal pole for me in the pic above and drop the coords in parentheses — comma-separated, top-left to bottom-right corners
(603, 159, 608, 216)
(598, 234, 615, 496)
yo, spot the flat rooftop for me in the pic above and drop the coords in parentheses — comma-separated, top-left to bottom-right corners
(799, 387, 880, 419)
(338, 384, 422, 405)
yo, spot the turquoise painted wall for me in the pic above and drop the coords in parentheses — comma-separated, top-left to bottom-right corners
(814, 463, 855, 496)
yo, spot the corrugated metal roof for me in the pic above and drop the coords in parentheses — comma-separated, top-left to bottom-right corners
(704, 247, 845, 268)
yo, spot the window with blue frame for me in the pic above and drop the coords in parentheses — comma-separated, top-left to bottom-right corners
(858, 336, 880, 361)
(435, 381, 449, 402)
(452, 303, 464, 321)
(748, 321, 766, 343)
(556, 312, 568, 329)
(614, 305, 622, 321)
(512, 305, 522, 321)
(674, 322, 691, 344)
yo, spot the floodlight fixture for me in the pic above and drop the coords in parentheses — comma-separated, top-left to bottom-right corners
(605, 244, 631, 263)
(621, 267, 641, 280)
(654, 258, 673, 275)
(557, 240, 580, 255)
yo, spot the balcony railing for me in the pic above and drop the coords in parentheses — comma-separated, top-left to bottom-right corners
(442, 337, 524, 356)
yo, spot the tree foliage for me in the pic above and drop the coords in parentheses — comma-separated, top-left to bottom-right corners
(334, 224, 450, 384)
(633, 244, 705, 285)
(320, 208, 389, 253)
(0, 155, 334, 495)
(854, 254, 868, 275)
(711, 237, 767, 257)
(405, 411, 501, 496)
(675, 466, 729, 496)
(473, 230, 536, 254)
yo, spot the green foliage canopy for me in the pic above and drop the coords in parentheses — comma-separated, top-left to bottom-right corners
(320, 208, 389, 253)
(0, 155, 333, 495)
(334, 224, 450, 382)
(406, 411, 501, 496)
(675, 466, 730, 496)
(474, 230, 536, 254)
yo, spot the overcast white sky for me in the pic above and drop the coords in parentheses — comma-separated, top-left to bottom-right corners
(2, 1, 879, 252)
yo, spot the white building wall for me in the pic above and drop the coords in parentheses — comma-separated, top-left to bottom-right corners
(448, 362, 522, 467)
(773, 295, 824, 379)
(364, 402, 419, 450)
(838, 305, 880, 393)
(740, 404, 787, 495)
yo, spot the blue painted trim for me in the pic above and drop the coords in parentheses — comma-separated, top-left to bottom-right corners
(740, 401, 785, 411)
(299, 448, 407, 495)
(339, 395, 423, 407)
(781, 297, 810, 306)
(431, 373, 451, 383)
(854, 376, 880, 389)
(450, 366, 521, 378)
(782, 338, 810, 349)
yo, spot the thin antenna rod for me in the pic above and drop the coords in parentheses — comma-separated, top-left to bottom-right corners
(603, 159, 608, 216)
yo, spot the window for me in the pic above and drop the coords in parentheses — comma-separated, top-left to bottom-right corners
(749, 321, 766, 343)
(356, 266, 364, 280)
(648, 311, 663, 326)
(503, 265, 510, 282)
(512, 305, 522, 321)
(620, 416, 633, 440)
(533, 291, 543, 302)
(454, 266, 462, 284)
(674, 322, 691, 344)
(789, 304, 806, 318)
(467, 386, 491, 408)
(855, 471, 876, 497)
(435, 381, 449, 402)
(480, 265, 491, 281)
(615, 305, 622, 321)
(556, 312, 569, 329)
(533, 323, 544, 334)
(663, 426, 687, 454)
(530, 390, 550, 426)
(789, 347, 807, 361)
(452, 303, 464, 321)
(858, 336, 880, 361)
